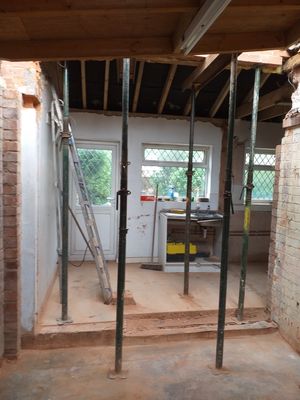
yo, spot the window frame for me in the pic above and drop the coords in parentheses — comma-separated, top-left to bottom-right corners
(141, 143, 211, 199)
(244, 147, 276, 204)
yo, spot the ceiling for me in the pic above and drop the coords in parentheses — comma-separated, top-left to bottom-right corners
(0, 1, 299, 60)
(62, 53, 291, 123)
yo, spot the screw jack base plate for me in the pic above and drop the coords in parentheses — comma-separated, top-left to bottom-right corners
(107, 369, 128, 380)
(56, 317, 73, 325)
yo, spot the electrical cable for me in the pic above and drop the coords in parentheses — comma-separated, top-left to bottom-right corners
(69, 245, 88, 268)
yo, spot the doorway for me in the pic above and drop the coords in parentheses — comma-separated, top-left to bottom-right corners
(70, 141, 119, 261)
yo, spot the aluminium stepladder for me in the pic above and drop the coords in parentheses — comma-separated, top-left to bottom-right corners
(50, 85, 113, 304)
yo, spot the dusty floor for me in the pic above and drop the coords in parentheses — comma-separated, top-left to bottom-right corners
(1, 332, 300, 400)
(41, 262, 267, 326)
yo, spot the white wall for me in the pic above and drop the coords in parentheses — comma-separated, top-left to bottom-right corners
(36, 78, 58, 313)
(21, 108, 38, 332)
(71, 113, 222, 261)
(21, 77, 58, 332)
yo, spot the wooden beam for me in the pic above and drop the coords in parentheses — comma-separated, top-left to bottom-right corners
(209, 70, 241, 117)
(237, 83, 291, 119)
(243, 73, 271, 104)
(80, 60, 87, 109)
(70, 107, 226, 128)
(0, 37, 173, 61)
(182, 54, 231, 91)
(0, 1, 200, 17)
(285, 18, 300, 48)
(176, 0, 232, 54)
(258, 104, 290, 121)
(132, 61, 144, 113)
(137, 55, 205, 67)
(229, 1, 300, 12)
(238, 51, 284, 69)
(183, 89, 200, 116)
(158, 64, 177, 114)
(103, 60, 110, 111)
(190, 32, 285, 55)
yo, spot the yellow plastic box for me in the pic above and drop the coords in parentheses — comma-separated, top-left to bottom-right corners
(167, 242, 197, 255)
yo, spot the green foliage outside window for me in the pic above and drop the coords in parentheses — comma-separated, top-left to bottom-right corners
(78, 148, 112, 206)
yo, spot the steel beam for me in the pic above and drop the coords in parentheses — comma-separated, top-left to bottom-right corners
(237, 68, 261, 321)
(215, 54, 238, 369)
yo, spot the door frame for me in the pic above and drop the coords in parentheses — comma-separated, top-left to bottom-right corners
(69, 139, 120, 261)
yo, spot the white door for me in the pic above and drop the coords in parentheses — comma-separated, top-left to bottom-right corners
(70, 141, 118, 261)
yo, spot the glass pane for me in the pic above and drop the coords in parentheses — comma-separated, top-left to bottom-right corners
(244, 169, 275, 201)
(245, 152, 275, 166)
(144, 147, 205, 163)
(77, 148, 112, 206)
(141, 166, 206, 199)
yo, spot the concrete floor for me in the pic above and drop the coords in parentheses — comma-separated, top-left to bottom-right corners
(1, 332, 300, 400)
(40, 262, 267, 326)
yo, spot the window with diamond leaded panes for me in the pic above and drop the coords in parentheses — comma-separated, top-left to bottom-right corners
(77, 147, 112, 206)
(244, 149, 275, 202)
(142, 144, 210, 200)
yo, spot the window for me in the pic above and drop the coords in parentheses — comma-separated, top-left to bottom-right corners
(244, 148, 276, 202)
(77, 147, 113, 206)
(141, 144, 210, 200)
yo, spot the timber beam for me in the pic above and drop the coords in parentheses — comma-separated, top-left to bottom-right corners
(237, 83, 291, 119)
(103, 60, 110, 111)
(258, 104, 291, 121)
(132, 61, 144, 113)
(182, 54, 232, 91)
(158, 64, 177, 114)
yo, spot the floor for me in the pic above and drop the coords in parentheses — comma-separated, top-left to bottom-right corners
(1, 333, 300, 400)
(40, 262, 267, 327)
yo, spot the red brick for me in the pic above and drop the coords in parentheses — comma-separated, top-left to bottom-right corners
(3, 141, 18, 152)
(4, 248, 19, 260)
(3, 207, 17, 217)
(5, 261, 19, 270)
(3, 161, 18, 174)
(3, 152, 18, 162)
(3, 119, 18, 131)
(3, 90, 18, 100)
(3, 173, 17, 186)
(3, 227, 18, 237)
(3, 237, 18, 249)
(3, 108, 18, 119)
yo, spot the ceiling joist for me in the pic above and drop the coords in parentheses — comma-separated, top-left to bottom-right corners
(183, 89, 200, 116)
(182, 53, 231, 91)
(158, 64, 177, 114)
(0, 1, 201, 17)
(243, 73, 271, 104)
(132, 61, 144, 113)
(237, 83, 291, 119)
(103, 60, 110, 111)
(258, 104, 291, 121)
(209, 69, 241, 118)
(80, 60, 87, 109)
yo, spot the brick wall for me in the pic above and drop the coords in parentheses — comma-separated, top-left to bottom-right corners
(0, 61, 40, 359)
(268, 122, 300, 352)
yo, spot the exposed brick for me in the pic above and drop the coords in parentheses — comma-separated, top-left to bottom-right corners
(269, 123, 300, 353)
(3, 108, 18, 120)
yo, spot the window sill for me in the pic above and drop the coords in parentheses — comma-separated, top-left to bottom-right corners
(233, 203, 273, 212)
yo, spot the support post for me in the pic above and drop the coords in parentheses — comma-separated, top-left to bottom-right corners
(114, 58, 130, 376)
(237, 67, 261, 321)
(184, 87, 195, 296)
(215, 54, 238, 369)
(60, 62, 71, 323)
